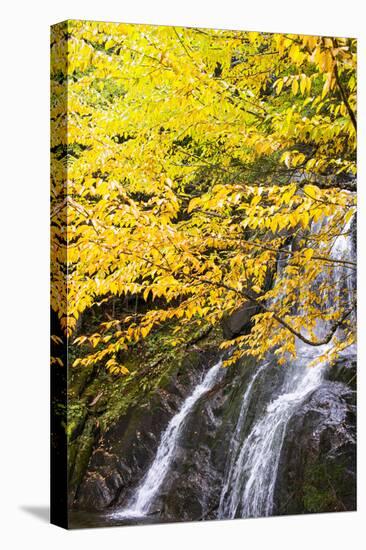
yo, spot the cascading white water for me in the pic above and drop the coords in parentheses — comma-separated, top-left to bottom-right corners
(218, 219, 355, 519)
(218, 361, 269, 514)
(218, 343, 327, 518)
(116, 360, 223, 518)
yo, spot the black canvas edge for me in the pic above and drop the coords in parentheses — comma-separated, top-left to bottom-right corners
(50, 21, 69, 529)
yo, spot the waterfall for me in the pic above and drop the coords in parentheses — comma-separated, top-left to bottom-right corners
(116, 360, 223, 518)
(218, 219, 355, 519)
(110, 218, 355, 523)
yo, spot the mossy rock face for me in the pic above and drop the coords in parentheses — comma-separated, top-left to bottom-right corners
(274, 379, 356, 516)
(302, 461, 353, 513)
(66, 319, 221, 508)
(68, 417, 99, 504)
(68, 325, 223, 511)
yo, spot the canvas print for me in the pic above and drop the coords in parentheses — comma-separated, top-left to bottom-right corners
(50, 20, 357, 529)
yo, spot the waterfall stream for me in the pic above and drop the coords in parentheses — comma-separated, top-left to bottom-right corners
(116, 360, 223, 518)
(218, 344, 328, 518)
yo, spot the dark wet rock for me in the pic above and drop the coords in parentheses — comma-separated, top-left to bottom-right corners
(77, 471, 123, 510)
(274, 379, 356, 515)
(222, 302, 259, 339)
(327, 358, 356, 390)
(222, 267, 275, 339)
(152, 377, 228, 521)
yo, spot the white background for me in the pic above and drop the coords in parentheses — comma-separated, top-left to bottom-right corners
(1, 0, 365, 548)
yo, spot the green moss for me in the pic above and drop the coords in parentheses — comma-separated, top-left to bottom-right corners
(303, 484, 336, 513)
(302, 462, 348, 513)
(68, 417, 96, 497)
(67, 402, 88, 439)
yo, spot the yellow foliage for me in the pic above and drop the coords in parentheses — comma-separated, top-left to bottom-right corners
(50, 21, 356, 372)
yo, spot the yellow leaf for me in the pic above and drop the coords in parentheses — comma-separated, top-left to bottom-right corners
(292, 78, 299, 95)
(300, 75, 307, 96)
(301, 211, 310, 228)
(303, 184, 318, 198)
(303, 248, 314, 262)
(251, 195, 261, 207)
(275, 79, 284, 95)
